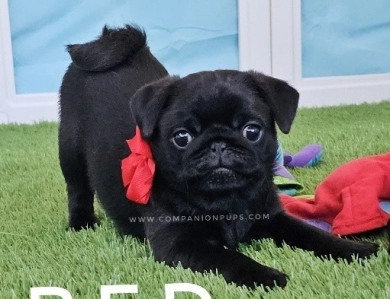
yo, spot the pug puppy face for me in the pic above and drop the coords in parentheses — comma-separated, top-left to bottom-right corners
(131, 70, 298, 207)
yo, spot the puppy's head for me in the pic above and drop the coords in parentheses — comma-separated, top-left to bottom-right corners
(130, 70, 299, 196)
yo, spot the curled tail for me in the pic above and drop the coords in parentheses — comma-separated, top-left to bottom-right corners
(67, 24, 147, 71)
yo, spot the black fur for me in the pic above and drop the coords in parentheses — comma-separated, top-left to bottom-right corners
(388, 222, 390, 254)
(59, 24, 378, 290)
(59, 25, 168, 235)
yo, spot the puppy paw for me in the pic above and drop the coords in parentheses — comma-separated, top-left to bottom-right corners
(67, 214, 99, 231)
(317, 239, 379, 262)
(226, 264, 288, 290)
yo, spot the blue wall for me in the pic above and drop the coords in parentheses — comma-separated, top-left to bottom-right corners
(302, 0, 390, 78)
(8, 0, 238, 94)
(10, 0, 390, 92)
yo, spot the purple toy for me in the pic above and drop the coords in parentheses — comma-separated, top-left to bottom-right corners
(284, 144, 323, 168)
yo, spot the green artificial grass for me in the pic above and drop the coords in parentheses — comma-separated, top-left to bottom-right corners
(1, 101, 390, 299)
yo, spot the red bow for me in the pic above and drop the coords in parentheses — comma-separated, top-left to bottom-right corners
(121, 126, 155, 204)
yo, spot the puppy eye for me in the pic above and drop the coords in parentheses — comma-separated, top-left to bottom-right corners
(242, 124, 262, 142)
(172, 130, 193, 148)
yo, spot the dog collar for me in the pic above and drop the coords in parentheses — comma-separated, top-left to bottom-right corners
(121, 126, 155, 204)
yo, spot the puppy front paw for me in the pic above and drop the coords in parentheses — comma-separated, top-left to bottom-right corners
(225, 264, 288, 290)
(67, 213, 98, 231)
(316, 239, 379, 262)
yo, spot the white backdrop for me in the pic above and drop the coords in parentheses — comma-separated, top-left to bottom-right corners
(1, 0, 390, 124)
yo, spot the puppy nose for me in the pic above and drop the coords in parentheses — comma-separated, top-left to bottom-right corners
(211, 141, 227, 153)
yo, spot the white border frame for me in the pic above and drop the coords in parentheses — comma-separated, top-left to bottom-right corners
(1, 0, 272, 124)
(3, 0, 388, 124)
(0, 1, 60, 124)
(238, 0, 271, 74)
(239, 0, 390, 107)
(271, 0, 390, 107)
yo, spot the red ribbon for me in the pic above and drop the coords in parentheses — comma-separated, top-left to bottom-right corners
(121, 126, 155, 204)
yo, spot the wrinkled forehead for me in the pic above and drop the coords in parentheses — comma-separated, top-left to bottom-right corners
(161, 75, 272, 131)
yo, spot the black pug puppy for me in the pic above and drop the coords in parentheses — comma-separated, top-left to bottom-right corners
(59, 25, 378, 290)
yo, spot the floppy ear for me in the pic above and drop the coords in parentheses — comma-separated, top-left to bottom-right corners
(247, 71, 299, 134)
(130, 76, 179, 139)
(67, 25, 146, 71)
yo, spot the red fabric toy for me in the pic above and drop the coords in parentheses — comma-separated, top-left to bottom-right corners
(280, 153, 390, 235)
